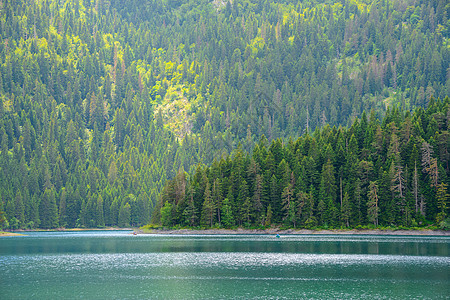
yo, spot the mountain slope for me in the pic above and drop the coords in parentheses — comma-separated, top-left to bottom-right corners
(0, 0, 448, 229)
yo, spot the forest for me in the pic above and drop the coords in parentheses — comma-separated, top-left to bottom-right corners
(0, 0, 448, 229)
(154, 98, 450, 229)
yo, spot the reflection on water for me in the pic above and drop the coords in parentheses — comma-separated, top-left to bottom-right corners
(0, 232, 449, 299)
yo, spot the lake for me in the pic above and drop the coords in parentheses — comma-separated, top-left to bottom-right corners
(0, 231, 449, 299)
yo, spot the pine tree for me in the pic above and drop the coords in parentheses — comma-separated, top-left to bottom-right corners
(341, 191, 351, 227)
(201, 182, 215, 227)
(183, 186, 198, 227)
(96, 194, 105, 227)
(14, 190, 25, 227)
(30, 194, 40, 228)
(264, 203, 273, 227)
(241, 197, 252, 226)
(317, 198, 326, 226)
(421, 141, 439, 187)
(367, 181, 380, 226)
(281, 174, 294, 223)
(269, 174, 279, 222)
(436, 183, 448, 224)
(319, 159, 337, 226)
(413, 162, 420, 214)
(39, 188, 59, 229)
(252, 174, 264, 225)
(353, 178, 363, 225)
(389, 160, 406, 222)
(0, 209, 7, 229)
(59, 188, 67, 228)
(288, 199, 297, 228)
(221, 198, 234, 228)
(212, 178, 222, 225)
(303, 190, 317, 229)
(118, 202, 131, 227)
(110, 198, 120, 226)
(237, 180, 249, 225)
(5, 197, 15, 224)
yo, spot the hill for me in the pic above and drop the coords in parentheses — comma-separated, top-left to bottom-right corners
(0, 0, 448, 229)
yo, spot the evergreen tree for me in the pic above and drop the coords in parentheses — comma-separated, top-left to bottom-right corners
(265, 204, 273, 226)
(118, 202, 131, 227)
(201, 182, 215, 227)
(341, 191, 351, 227)
(436, 183, 448, 223)
(367, 181, 380, 226)
(14, 190, 25, 226)
(221, 198, 234, 228)
(39, 188, 59, 229)
(96, 194, 105, 227)
(0, 209, 7, 229)
(183, 186, 198, 227)
(59, 188, 67, 228)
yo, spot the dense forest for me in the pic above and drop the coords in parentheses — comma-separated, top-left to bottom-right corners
(154, 98, 449, 229)
(0, 0, 448, 229)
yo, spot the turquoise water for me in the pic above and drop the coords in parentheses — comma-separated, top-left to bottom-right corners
(0, 231, 449, 299)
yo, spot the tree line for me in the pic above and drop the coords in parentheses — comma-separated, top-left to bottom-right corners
(154, 98, 449, 229)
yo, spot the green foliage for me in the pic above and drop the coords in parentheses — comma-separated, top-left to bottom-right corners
(0, 0, 448, 230)
(160, 201, 174, 227)
(439, 218, 450, 230)
(118, 202, 132, 228)
(39, 189, 59, 229)
(0, 209, 7, 229)
(436, 183, 449, 223)
(159, 98, 450, 229)
(221, 198, 235, 228)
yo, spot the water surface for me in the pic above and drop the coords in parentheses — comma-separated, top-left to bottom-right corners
(1, 231, 449, 299)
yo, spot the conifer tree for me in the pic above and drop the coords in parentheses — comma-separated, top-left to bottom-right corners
(252, 174, 264, 225)
(367, 181, 380, 226)
(14, 190, 25, 227)
(281, 174, 294, 223)
(436, 183, 448, 224)
(265, 204, 273, 226)
(212, 178, 222, 225)
(201, 182, 215, 227)
(221, 198, 234, 228)
(160, 201, 172, 227)
(39, 188, 59, 229)
(59, 188, 67, 228)
(96, 194, 105, 227)
(118, 202, 131, 227)
(241, 197, 252, 226)
(183, 186, 198, 227)
(341, 191, 351, 227)
(0, 209, 7, 229)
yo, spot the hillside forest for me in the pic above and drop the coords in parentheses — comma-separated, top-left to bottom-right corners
(0, 0, 448, 229)
(155, 98, 450, 229)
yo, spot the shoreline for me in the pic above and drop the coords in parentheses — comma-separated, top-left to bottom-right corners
(138, 228, 450, 236)
(0, 227, 133, 236)
(11, 227, 133, 232)
(2, 228, 448, 236)
(0, 231, 25, 236)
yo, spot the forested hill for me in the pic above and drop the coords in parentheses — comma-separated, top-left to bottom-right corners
(0, 0, 448, 229)
(155, 98, 449, 229)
